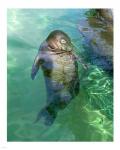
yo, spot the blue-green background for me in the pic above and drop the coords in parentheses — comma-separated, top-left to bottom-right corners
(7, 9, 113, 141)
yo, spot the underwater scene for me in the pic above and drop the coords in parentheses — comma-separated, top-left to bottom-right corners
(7, 9, 113, 141)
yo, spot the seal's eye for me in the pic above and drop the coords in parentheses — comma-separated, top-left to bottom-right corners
(60, 39, 67, 44)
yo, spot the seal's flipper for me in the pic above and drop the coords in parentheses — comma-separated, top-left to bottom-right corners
(31, 54, 42, 80)
(34, 105, 57, 126)
(31, 65, 39, 80)
(73, 53, 88, 69)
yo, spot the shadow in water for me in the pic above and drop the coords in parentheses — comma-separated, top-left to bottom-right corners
(78, 17, 113, 76)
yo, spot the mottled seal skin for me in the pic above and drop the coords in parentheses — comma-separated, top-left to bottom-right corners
(31, 30, 80, 125)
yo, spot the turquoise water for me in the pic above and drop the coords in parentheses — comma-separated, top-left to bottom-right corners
(7, 9, 113, 141)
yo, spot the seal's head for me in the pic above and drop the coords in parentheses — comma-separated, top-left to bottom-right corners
(46, 30, 73, 52)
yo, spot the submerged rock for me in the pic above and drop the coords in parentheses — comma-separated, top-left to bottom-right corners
(78, 9, 113, 74)
(95, 9, 113, 23)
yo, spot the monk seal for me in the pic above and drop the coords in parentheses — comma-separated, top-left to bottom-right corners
(31, 30, 80, 125)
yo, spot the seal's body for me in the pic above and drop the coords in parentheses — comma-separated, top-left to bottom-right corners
(31, 30, 79, 125)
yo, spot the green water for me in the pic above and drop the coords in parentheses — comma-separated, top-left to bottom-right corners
(7, 9, 113, 141)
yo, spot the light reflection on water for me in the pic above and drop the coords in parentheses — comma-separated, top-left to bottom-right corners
(7, 9, 113, 141)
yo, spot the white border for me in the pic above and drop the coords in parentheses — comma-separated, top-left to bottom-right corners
(2, 0, 115, 8)
(0, 0, 120, 150)
(0, 6, 7, 148)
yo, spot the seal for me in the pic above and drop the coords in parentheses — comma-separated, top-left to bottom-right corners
(31, 30, 80, 125)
